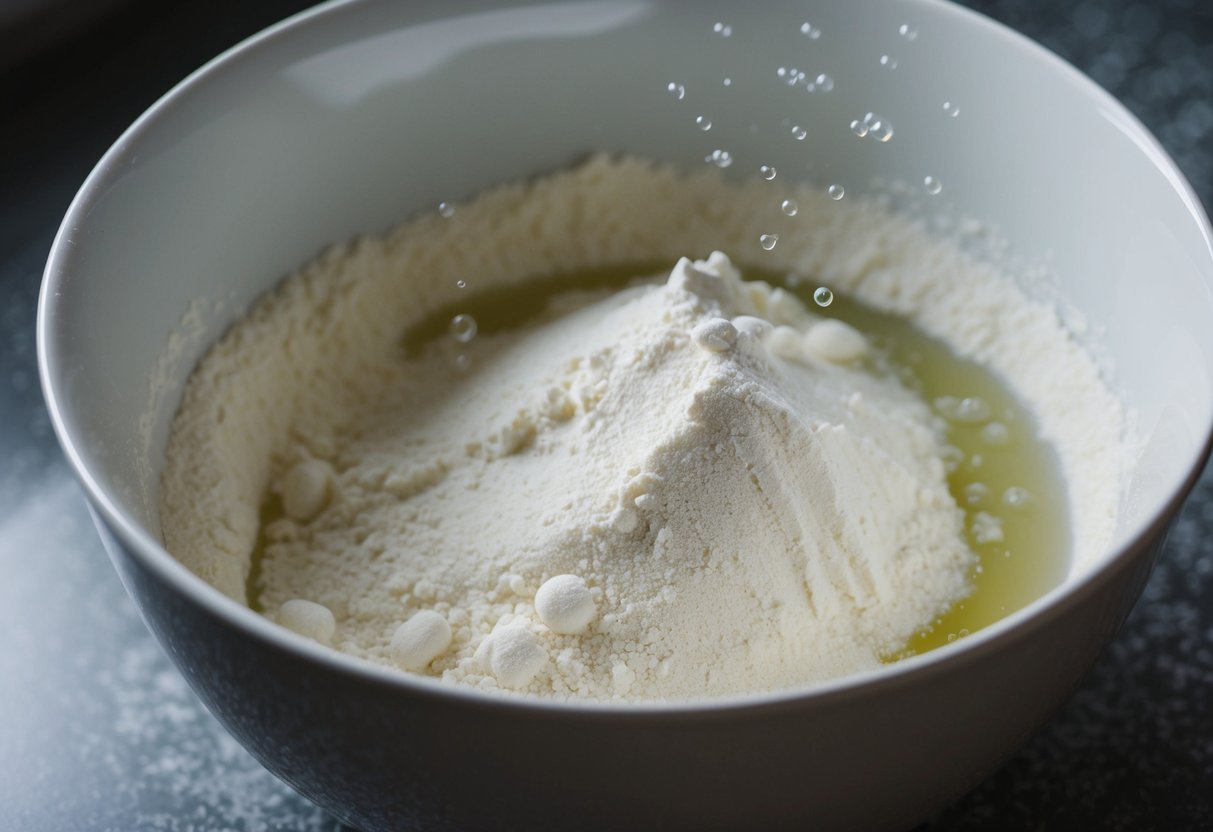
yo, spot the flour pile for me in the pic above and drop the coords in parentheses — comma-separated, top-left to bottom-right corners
(160, 156, 1122, 700)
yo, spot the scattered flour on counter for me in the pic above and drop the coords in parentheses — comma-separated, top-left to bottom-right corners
(159, 156, 1123, 701)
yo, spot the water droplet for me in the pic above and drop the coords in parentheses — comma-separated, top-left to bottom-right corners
(705, 149, 733, 168)
(898, 23, 918, 40)
(791, 125, 807, 141)
(812, 73, 834, 92)
(713, 21, 733, 37)
(759, 164, 777, 181)
(800, 22, 822, 39)
(455, 279, 467, 290)
(1004, 487, 1032, 509)
(450, 313, 478, 343)
(851, 112, 894, 142)
(454, 354, 472, 373)
(827, 184, 845, 200)
(813, 286, 834, 307)
(781, 199, 798, 216)
(924, 175, 943, 195)
(943, 100, 960, 118)
(759, 233, 779, 251)
(438, 202, 455, 218)
(879, 54, 899, 70)
(722, 77, 732, 87)
(666, 81, 686, 100)
(696, 115, 712, 131)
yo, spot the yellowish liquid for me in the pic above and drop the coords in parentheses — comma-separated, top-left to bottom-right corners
(252, 262, 1069, 658)
(770, 279, 1069, 658)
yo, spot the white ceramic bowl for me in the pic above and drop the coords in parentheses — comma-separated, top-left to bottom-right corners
(37, 1, 1213, 829)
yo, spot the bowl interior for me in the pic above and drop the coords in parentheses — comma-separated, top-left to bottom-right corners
(41, 0, 1213, 605)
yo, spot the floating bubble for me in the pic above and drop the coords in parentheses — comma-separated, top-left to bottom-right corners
(759, 233, 779, 251)
(851, 112, 894, 142)
(696, 115, 712, 131)
(666, 81, 686, 100)
(450, 314, 477, 343)
(811, 73, 834, 92)
(792, 125, 808, 141)
(800, 21, 822, 39)
(943, 100, 960, 118)
(722, 77, 733, 87)
(813, 286, 834, 307)
(438, 202, 455, 218)
(759, 164, 777, 180)
(879, 54, 899, 70)
(924, 175, 943, 195)
(712, 21, 733, 37)
(455, 279, 467, 290)
(1003, 487, 1032, 509)
(898, 23, 918, 40)
(781, 199, 798, 216)
(705, 149, 734, 168)
(827, 184, 845, 200)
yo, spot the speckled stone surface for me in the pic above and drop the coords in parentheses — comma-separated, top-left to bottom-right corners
(0, 1, 1210, 829)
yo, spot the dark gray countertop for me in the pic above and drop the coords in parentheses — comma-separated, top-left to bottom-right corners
(1, 1, 1210, 829)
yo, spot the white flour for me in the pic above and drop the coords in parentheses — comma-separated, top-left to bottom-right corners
(160, 156, 1122, 701)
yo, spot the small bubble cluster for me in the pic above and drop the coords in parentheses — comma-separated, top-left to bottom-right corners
(879, 54, 899, 70)
(965, 482, 990, 505)
(898, 23, 918, 41)
(850, 112, 894, 142)
(807, 73, 834, 93)
(712, 21, 733, 37)
(778, 66, 808, 87)
(705, 149, 734, 168)
(935, 395, 992, 424)
(450, 313, 477, 343)
(799, 21, 822, 39)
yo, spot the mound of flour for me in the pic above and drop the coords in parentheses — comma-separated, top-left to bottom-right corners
(159, 156, 1122, 700)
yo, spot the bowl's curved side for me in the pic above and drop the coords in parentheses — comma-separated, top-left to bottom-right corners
(34, 0, 1213, 828)
(91, 499, 1165, 831)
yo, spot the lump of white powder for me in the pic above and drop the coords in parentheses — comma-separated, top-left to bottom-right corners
(159, 157, 1122, 702)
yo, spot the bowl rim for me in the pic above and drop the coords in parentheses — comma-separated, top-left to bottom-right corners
(36, 0, 1213, 718)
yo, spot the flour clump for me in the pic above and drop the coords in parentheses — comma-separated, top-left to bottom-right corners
(159, 157, 1122, 701)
